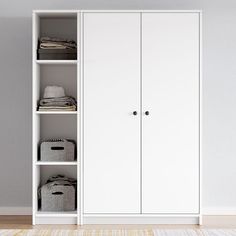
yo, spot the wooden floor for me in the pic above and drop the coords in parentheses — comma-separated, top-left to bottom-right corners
(0, 216, 236, 229)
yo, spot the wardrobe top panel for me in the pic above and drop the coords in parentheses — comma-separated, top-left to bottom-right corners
(33, 10, 202, 16)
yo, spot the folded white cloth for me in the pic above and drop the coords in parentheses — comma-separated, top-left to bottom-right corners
(43, 86, 65, 98)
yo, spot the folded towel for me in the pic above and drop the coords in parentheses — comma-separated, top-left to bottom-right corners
(38, 96, 77, 111)
(40, 37, 77, 50)
(39, 96, 77, 107)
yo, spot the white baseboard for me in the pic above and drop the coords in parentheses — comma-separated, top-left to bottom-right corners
(83, 215, 200, 224)
(36, 216, 77, 224)
(203, 207, 236, 215)
(0, 207, 32, 215)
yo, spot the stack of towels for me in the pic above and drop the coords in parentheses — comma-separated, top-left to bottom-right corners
(38, 86, 77, 111)
(39, 37, 77, 50)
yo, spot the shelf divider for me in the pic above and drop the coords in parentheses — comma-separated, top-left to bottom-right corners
(36, 111, 77, 115)
(36, 60, 77, 65)
(36, 161, 77, 166)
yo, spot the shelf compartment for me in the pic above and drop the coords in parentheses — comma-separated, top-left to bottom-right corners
(40, 114, 77, 142)
(39, 165, 77, 188)
(39, 15, 77, 44)
(37, 15, 77, 61)
(37, 63, 77, 112)
(36, 161, 77, 166)
(40, 64, 77, 100)
(37, 166, 77, 217)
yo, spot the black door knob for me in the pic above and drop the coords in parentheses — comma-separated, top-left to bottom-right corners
(145, 111, 149, 115)
(133, 111, 137, 115)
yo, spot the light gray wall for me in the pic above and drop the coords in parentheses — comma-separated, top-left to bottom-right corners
(0, 0, 236, 212)
(202, 0, 236, 210)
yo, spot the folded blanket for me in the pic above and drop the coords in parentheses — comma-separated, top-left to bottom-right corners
(39, 96, 77, 107)
(40, 37, 77, 50)
(38, 96, 77, 111)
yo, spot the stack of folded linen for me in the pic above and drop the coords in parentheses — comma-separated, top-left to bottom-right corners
(38, 96, 77, 111)
(38, 86, 77, 111)
(39, 37, 77, 50)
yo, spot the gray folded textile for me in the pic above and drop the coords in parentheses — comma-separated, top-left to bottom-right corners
(38, 96, 77, 111)
(39, 96, 77, 107)
(40, 37, 77, 50)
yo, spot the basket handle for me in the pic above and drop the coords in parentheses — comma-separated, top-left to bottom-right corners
(51, 147, 64, 150)
(52, 192, 64, 195)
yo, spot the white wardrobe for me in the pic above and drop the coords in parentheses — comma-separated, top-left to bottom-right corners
(83, 11, 201, 224)
(32, 10, 201, 225)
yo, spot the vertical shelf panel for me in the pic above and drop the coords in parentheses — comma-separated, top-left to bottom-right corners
(32, 12, 40, 226)
(77, 11, 82, 225)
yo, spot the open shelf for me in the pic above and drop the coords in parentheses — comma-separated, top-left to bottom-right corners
(36, 60, 77, 65)
(36, 161, 77, 166)
(39, 15, 77, 42)
(36, 111, 77, 115)
(39, 165, 77, 183)
(40, 115, 77, 142)
(36, 166, 77, 219)
(39, 63, 77, 99)
(33, 10, 79, 225)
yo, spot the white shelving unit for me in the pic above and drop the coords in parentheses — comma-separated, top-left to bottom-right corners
(32, 11, 81, 225)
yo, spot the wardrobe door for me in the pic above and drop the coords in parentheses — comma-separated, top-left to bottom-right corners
(83, 13, 140, 213)
(142, 13, 200, 213)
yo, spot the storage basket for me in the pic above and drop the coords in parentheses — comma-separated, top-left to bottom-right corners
(41, 181, 75, 211)
(37, 49, 77, 60)
(40, 139, 75, 162)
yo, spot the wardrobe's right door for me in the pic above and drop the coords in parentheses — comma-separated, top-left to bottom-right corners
(142, 13, 200, 213)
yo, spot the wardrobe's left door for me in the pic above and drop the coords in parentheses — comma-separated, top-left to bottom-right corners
(83, 13, 141, 214)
